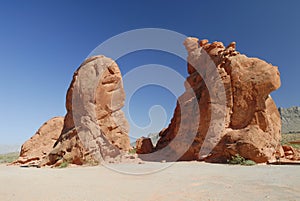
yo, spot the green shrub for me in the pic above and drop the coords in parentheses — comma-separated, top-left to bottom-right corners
(58, 161, 69, 168)
(242, 159, 257, 166)
(128, 148, 136, 154)
(228, 154, 256, 166)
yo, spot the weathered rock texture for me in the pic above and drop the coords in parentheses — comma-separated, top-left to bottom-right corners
(15, 56, 131, 167)
(152, 38, 282, 163)
(136, 137, 154, 154)
(44, 55, 131, 166)
(131, 132, 160, 148)
(279, 106, 300, 133)
(13, 117, 64, 166)
(282, 145, 300, 161)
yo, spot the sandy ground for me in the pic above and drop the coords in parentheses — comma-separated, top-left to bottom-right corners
(0, 162, 299, 201)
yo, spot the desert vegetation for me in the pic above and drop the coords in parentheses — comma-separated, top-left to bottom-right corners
(0, 152, 19, 164)
(281, 133, 300, 149)
(227, 154, 256, 166)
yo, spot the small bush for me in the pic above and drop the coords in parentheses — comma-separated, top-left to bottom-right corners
(228, 154, 256, 166)
(58, 161, 69, 168)
(243, 159, 257, 166)
(128, 148, 136, 154)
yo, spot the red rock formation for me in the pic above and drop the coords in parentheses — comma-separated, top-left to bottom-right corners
(15, 39, 286, 166)
(43, 55, 131, 166)
(13, 117, 64, 166)
(136, 137, 154, 154)
(154, 37, 282, 163)
(282, 145, 300, 161)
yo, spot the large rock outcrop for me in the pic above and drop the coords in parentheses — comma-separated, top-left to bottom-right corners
(13, 117, 64, 166)
(149, 38, 282, 163)
(44, 55, 131, 166)
(279, 106, 300, 134)
(136, 137, 154, 154)
(15, 55, 131, 167)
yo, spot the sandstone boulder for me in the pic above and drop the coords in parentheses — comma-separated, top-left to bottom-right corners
(153, 37, 282, 163)
(136, 137, 154, 154)
(13, 117, 64, 166)
(43, 55, 131, 166)
(282, 145, 300, 161)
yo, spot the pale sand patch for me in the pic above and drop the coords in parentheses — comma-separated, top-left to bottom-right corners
(0, 162, 299, 201)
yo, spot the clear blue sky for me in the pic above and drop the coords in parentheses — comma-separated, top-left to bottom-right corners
(0, 0, 299, 145)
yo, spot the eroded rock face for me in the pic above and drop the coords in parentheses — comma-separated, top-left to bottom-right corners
(154, 38, 282, 163)
(282, 145, 300, 160)
(13, 117, 64, 166)
(136, 137, 154, 154)
(43, 55, 131, 166)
